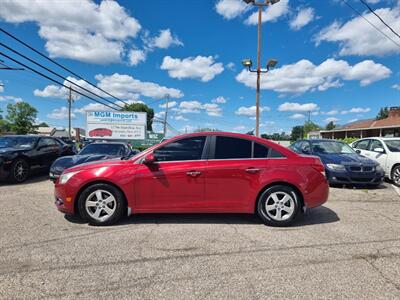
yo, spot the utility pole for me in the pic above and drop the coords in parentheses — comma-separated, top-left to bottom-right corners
(307, 111, 311, 123)
(68, 86, 73, 139)
(163, 94, 170, 137)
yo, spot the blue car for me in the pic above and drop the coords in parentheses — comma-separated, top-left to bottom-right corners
(289, 139, 384, 186)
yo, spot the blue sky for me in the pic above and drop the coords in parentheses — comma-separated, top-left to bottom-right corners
(0, 0, 399, 135)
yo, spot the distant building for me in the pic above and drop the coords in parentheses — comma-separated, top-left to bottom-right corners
(37, 127, 85, 140)
(307, 131, 322, 139)
(36, 127, 56, 136)
(321, 107, 400, 139)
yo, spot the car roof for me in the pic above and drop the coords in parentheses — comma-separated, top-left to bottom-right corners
(357, 137, 400, 141)
(2, 135, 40, 139)
(298, 139, 344, 143)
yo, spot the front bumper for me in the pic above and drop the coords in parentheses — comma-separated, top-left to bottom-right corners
(0, 159, 12, 181)
(326, 169, 385, 185)
(54, 181, 76, 214)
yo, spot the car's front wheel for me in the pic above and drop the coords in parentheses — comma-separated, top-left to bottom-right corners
(257, 185, 300, 227)
(78, 183, 126, 226)
(392, 165, 400, 187)
(10, 158, 30, 183)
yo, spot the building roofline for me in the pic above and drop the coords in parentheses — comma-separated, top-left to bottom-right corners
(320, 124, 400, 133)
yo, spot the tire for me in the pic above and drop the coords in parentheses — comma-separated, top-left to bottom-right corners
(391, 165, 400, 187)
(78, 183, 126, 226)
(9, 158, 30, 183)
(257, 185, 300, 227)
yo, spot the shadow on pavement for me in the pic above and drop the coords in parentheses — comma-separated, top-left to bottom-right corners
(66, 206, 339, 227)
(0, 171, 49, 186)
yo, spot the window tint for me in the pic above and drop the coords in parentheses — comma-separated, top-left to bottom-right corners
(39, 138, 57, 147)
(254, 143, 269, 158)
(300, 141, 311, 154)
(268, 148, 285, 158)
(215, 136, 252, 159)
(369, 140, 384, 152)
(290, 141, 302, 153)
(154, 136, 206, 162)
(354, 140, 369, 150)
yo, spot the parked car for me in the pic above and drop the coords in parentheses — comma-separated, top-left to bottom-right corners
(289, 139, 384, 187)
(89, 128, 112, 137)
(0, 135, 74, 183)
(351, 137, 400, 186)
(54, 132, 329, 227)
(49, 142, 138, 181)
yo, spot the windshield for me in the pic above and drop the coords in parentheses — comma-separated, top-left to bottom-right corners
(79, 144, 127, 156)
(0, 136, 38, 149)
(385, 140, 400, 152)
(312, 141, 356, 154)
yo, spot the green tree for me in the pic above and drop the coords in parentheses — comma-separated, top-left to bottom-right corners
(303, 121, 321, 137)
(325, 121, 336, 131)
(124, 102, 154, 131)
(0, 108, 9, 133)
(291, 125, 304, 141)
(376, 107, 389, 120)
(6, 102, 38, 134)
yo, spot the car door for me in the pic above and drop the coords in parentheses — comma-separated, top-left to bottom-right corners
(134, 136, 208, 212)
(353, 139, 370, 157)
(367, 139, 388, 171)
(36, 137, 61, 167)
(204, 136, 265, 212)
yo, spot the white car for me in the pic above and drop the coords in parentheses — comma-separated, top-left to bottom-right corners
(351, 138, 400, 186)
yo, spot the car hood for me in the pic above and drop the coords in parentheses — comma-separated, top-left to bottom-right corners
(317, 153, 378, 166)
(0, 147, 31, 155)
(50, 154, 122, 175)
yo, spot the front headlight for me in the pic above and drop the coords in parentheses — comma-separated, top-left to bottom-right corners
(326, 163, 346, 171)
(59, 171, 79, 184)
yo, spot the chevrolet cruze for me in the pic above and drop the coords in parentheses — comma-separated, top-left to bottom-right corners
(54, 132, 329, 227)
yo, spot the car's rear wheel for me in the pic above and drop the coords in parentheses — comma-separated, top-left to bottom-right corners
(78, 183, 126, 226)
(257, 185, 300, 227)
(10, 158, 30, 183)
(392, 165, 400, 187)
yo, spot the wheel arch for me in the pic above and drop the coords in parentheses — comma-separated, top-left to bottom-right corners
(254, 181, 305, 213)
(390, 163, 400, 180)
(74, 180, 128, 215)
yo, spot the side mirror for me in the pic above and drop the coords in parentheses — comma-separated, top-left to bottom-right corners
(373, 147, 385, 153)
(143, 153, 156, 164)
(355, 149, 361, 154)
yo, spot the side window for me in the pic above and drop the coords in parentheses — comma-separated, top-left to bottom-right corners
(215, 136, 252, 159)
(154, 136, 206, 162)
(300, 141, 311, 154)
(268, 148, 285, 158)
(354, 140, 370, 150)
(254, 143, 269, 158)
(369, 140, 384, 152)
(290, 141, 302, 153)
(38, 138, 57, 147)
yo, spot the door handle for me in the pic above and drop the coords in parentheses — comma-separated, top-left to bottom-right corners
(186, 171, 202, 177)
(246, 168, 261, 174)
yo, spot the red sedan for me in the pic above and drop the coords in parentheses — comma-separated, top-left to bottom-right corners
(89, 128, 112, 137)
(54, 132, 329, 226)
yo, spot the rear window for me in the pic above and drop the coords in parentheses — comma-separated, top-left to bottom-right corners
(215, 136, 252, 159)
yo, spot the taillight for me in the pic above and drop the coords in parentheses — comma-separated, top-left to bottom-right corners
(312, 163, 326, 177)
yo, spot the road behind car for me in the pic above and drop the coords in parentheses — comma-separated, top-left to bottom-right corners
(1, 179, 400, 299)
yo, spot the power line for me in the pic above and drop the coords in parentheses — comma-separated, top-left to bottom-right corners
(341, 0, 400, 49)
(359, 0, 400, 40)
(0, 42, 124, 110)
(0, 27, 129, 106)
(0, 51, 119, 111)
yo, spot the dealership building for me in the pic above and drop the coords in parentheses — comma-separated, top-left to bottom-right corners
(320, 107, 400, 139)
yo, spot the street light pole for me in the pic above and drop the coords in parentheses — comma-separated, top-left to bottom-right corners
(242, 0, 280, 137)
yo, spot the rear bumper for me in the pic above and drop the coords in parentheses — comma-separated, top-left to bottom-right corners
(326, 169, 385, 185)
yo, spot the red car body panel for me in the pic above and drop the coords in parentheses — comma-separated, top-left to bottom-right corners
(54, 132, 329, 216)
(89, 128, 112, 137)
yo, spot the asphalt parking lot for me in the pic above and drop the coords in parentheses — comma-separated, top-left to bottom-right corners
(1, 177, 400, 299)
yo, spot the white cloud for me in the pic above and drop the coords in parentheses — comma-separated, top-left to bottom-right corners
(0, 95, 23, 103)
(324, 117, 339, 123)
(174, 115, 188, 121)
(47, 107, 75, 119)
(392, 84, 400, 90)
(289, 113, 305, 119)
(0, 81, 3, 93)
(290, 7, 315, 30)
(215, 0, 250, 20)
(315, 6, 400, 56)
(0, 0, 141, 64)
(348, 118, 359, 123)
(245, 0, 289, 25)
(148, 29, 183, 49)
(211, 96, 227, 104)
(233, 125, 247, 131)
(235, 106, 270, 117)
(236, 58, 391, 94)
(128, 49, 146, 66)
(226, 62, 236, 71)
(160, 56, 224, 82)
(325, 110, 338, 115)
(341, 107, 371, 114)
(96, 73, 183, 99)
(73, 102, 110, 114)
(278, 102, 319, 112)
(159, 101, 177, 109)
(174, 101, 223, 117)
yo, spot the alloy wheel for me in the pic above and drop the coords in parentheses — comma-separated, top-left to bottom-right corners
(393, 167, 400, 185)
(265, 191, 295, 221)
(85, 190, 116, 222)
(14, 161, 28, 182)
